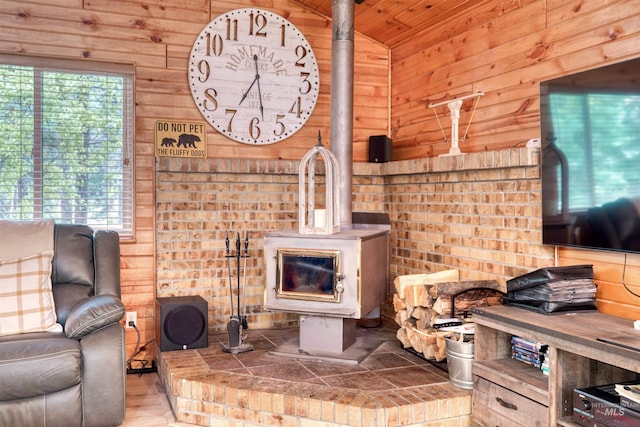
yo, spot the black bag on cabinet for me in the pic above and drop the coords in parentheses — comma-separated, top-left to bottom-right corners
(503, 265, 597, 313)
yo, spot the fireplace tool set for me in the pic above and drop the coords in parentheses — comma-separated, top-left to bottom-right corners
(222, 231, 253, 354)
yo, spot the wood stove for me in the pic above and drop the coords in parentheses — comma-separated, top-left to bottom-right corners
(264, 225, 389, 360)
(264, 137, 390, 362)
(265, 228, 389, 319)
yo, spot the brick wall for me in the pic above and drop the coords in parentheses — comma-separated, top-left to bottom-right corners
(156, 158, 301, 331)
(156, 148, 555, 332)
(385, 149, 555, 280)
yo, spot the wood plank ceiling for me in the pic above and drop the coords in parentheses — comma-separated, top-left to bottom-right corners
(293, 0, 486, 48)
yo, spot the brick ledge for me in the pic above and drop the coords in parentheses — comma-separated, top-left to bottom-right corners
(156, 148, 540, 176)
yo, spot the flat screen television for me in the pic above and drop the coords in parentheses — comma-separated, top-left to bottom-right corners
(541, 57, 640, 253)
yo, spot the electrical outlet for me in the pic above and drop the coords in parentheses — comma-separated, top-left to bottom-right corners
(126, 311, 137, 329)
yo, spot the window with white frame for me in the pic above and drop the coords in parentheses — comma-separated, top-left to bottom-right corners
(0, 54, 134, 237)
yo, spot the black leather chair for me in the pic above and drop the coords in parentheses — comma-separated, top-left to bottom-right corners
(586, 197, 640, 251)
(0, 224, 125, 427)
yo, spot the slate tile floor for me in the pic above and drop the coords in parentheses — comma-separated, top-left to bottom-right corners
(200, 325, 449, 389)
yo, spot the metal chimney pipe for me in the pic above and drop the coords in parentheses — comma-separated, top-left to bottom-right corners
(330, 0, 354, 229)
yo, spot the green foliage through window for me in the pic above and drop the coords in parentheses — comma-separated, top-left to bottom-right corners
(0, 56, 134, 235)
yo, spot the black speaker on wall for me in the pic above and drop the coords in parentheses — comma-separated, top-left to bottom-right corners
(368, 135, 392, 163)
(156, 296, 208, 352)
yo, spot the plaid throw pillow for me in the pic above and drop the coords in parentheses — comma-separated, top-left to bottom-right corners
(0, 251, 61, 336)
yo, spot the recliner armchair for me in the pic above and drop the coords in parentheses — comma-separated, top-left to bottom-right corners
(0, 223, 126, 427)
(585, 197, 640, 251)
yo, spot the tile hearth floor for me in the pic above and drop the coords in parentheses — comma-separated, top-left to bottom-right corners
(158, 322, 473, 426)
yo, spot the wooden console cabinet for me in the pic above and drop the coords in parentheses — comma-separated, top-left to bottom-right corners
(472, 305, 640, 426)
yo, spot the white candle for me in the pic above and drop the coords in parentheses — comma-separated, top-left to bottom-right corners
(314, 209, 326, 228)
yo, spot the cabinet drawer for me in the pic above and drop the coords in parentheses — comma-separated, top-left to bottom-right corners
(473, 377, 549, 427)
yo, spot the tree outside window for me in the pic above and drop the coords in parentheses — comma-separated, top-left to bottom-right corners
(0, 55, 134, 236)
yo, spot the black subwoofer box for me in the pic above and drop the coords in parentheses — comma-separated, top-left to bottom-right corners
(368, 135, 392, 163)
(156, 295, 208, 351)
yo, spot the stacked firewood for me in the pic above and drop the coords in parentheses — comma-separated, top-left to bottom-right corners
(394, 269, 503, 361)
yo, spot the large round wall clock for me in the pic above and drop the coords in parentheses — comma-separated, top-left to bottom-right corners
(188, 8, 320, 145)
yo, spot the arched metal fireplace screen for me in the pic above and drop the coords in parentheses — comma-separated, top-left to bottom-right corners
(276, 248, 342, 302)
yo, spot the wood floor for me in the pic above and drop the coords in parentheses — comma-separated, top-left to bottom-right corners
(122, 372, 192, 427)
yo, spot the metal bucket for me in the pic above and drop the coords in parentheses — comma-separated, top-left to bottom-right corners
(445, 337, 474, 390)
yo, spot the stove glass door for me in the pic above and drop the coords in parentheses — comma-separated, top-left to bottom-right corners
(276, 249, 341, 302)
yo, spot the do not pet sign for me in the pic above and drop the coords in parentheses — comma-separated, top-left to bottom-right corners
(155, 120, 207, 158)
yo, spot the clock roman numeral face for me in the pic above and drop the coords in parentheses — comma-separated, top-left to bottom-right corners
(188, 8, 320, 145)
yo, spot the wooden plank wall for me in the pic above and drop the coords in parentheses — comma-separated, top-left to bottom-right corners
(0, 0, 389, 363)
(390, 0, 640, 159)
(390, 0, 640, 319)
